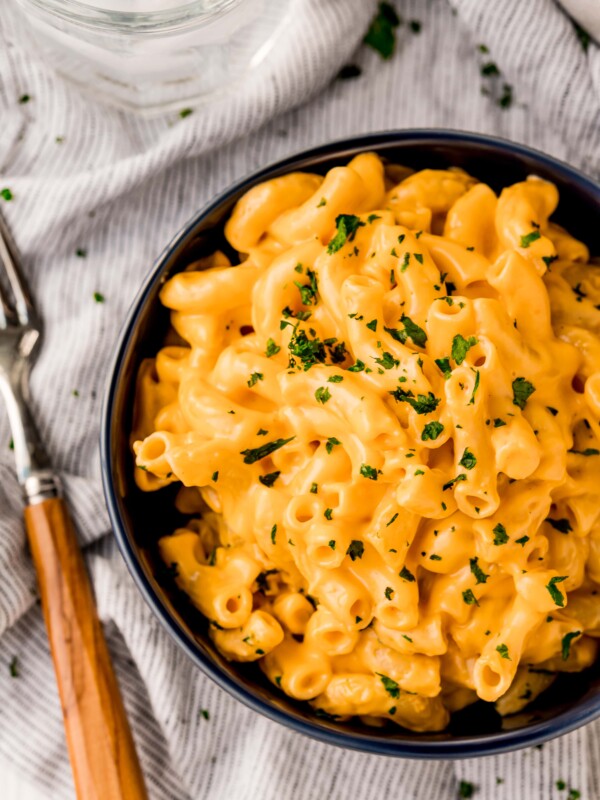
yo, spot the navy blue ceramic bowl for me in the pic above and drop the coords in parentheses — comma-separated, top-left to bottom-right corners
(101, 130, 600, 758)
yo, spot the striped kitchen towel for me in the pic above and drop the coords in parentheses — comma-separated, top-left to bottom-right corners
(0, 0, 599, 797)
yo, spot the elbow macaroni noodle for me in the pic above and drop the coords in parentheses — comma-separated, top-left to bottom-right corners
(132, 152, 600, 731)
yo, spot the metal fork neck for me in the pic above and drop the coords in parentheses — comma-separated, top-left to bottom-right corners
(0, 369, 59, 504)
(23, 471, 63, 505)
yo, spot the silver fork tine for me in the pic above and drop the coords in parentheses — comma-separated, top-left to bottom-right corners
(0, 213, 36, 326)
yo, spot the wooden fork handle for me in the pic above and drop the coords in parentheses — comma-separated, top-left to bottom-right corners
(25, 497, 148, 800)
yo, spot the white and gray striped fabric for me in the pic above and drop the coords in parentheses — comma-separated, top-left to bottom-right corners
(1, 0, 599, 797)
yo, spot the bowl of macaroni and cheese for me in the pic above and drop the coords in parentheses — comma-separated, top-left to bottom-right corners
(102, 130, 600, 757)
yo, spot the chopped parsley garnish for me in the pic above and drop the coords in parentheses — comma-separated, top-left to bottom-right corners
(266, 338, 280, 357)
(374, 351, 399, 369)
(429, 554, 442, 561)
(288, 328, 326, 370)
(325, 437, 341, 454)
(257, 428, 268, 436)
(435, 357, 452, 377)
(364, 2, 401, 60)
(546, 575, 568, 607)
(573, 18, 591, 51)
(326, 339, 348, 364)
(247, 372, 264, 387)
(546, 517, 572, 534)
(562, 630, 581, 660)
(327, 214, 365, 253)
(493, 523, 508, 544)
(470, 557, 489, 584)
(294, 268, 319, 305)
(346, 540, 364, 560)
(459, 448, 477, 470)
(515, 535, 529, 546)
(481, 61, 500, 76)
(367, 213, 381, 223)
(328, 540, 336, 550)
(93, 292, 105, 303)
(462, 589, 479, 606)
(376, 672, 400, 697)
(498, 83, 513, 109)
(422, 421, 444, 441)
(389, 388, 440, 414)
(179, 108, 193, 118)
(317, 197, 327, 207)
(310, 482, 318, 494)
(409, 20, 421, 33)
(282, 307, 311, 323)
(496, 643, 511, 660)
(240, 436, 295, 464)
(9, 656, 19, 677)
(520, 230, 541, 248)
(328, 374, 343, 383)
(324, 508, 333, 520)
(466, 369, 480, 404)
(76, 248, 87, 258)
(458, 780, 476, 798)
(452, 334, 477, 365)
(259, 471, 281, 488)
(360, 464, 378, 480)
(348, 359, 366, 372)
(442, 474, 467, 490)
(493, 418, 506, 427)
(543, 255, 558, 268)
(366, 319, 378, 332)
(570, 447, 600, 456)
(399, 566, 415, 582)
(211, 471, 219, 482)
(384, 587, 394, 600)
(512, 377, 535, 409)
(270, 524, 277, 544)
(0, 188, 13, 202)
(386, 512, 398, 527)
(385, 314, 427, 348)
(414, 252, 423, 264)
(315, 386, 331, 404)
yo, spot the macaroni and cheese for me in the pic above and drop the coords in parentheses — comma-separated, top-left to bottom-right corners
(132, 153, 600, 732)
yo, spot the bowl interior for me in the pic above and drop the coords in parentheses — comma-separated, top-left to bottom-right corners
(103, 131, 600, 757)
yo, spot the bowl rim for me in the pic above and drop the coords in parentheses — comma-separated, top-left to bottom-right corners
(101, 127, 600, 759)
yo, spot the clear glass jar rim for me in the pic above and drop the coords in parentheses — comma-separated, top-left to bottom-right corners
(21, 0, 242, 30)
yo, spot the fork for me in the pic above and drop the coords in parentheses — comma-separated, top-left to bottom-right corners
(0, 215, 148, 800)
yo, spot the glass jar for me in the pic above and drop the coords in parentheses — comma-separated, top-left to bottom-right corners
(11, 0, 292, 115)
